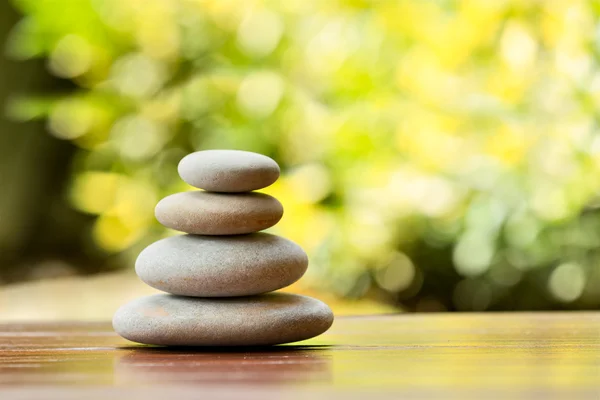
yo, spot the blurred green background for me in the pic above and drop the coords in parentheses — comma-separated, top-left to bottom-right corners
(2, 0, 600, 317)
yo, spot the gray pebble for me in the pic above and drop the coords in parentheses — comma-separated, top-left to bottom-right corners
(155, 191, 283, 235)
(136, 233, 308, 297)
(178, 150, 280, 192)
(113, 293, 334, 346)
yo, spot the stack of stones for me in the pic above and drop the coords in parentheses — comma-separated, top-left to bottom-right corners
(113, 150, 334, 346)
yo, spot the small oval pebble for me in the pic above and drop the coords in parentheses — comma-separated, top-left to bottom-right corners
(155, 191, 283, 235)
(136, 233, 308, 297)
(113, 293, 334, 346)
(178, 150, 280, 192)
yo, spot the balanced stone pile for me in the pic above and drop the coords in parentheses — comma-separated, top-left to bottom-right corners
(113, 150, 334, 346)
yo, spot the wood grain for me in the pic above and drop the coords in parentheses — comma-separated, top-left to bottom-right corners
(0, 313, 599, 399)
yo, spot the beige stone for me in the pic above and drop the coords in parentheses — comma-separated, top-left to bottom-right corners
(112, 293, 334, 346)
(178, 150, 280, 192)
(155, 191, 283, 235)
(135, 233, 308, 297)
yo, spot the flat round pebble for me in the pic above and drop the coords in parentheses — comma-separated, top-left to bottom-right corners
(178, 150, 280, 192)
(155, 191, 283, 235)
(113, 293, 334, 346)
(136, 233, 308, 297)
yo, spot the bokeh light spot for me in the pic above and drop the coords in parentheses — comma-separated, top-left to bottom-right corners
(375, 252, 416, 293)
(237, 71, 284, 117)
(453, 232, 495, 277)
(111, 53, 166, 98)
(287, 163, 332, 204)
(70, 172, 121, 215)
(49, 34, 93, 78)
(500, 21, 538, 71)
(548, 262, 585, 302)
(110, 115, 167, 161)
(48, 99, 97, 140)
(237, 9, 283, 57)
(93, 214, 139, 252)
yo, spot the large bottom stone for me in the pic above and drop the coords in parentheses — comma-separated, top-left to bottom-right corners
(113, 293, 334, 346)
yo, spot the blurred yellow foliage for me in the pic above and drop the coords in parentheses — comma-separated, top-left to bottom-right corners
(8, 0, 600, 310)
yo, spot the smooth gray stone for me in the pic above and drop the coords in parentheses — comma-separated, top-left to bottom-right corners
(155, 191, 283, 235)
(178, 150, 280, 192)
(112, 293, 334, 346)
(136, 233, 308, 297)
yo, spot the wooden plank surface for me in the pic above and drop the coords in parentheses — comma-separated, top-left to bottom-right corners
(0, 313, 599, 399)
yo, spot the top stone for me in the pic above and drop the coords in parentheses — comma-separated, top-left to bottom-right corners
(178, 150, 280, 192)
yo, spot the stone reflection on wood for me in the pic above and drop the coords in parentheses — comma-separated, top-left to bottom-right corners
(113, 150, 334, 346)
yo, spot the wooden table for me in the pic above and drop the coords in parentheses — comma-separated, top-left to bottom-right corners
(1, 313, 599, 399)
